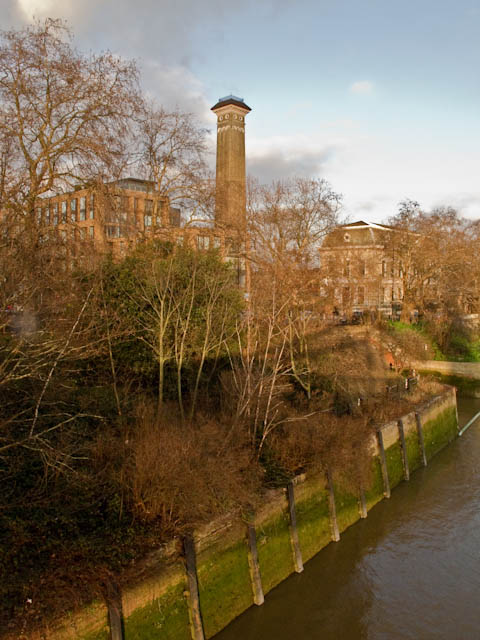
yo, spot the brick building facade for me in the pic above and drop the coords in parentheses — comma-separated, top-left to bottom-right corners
(319, 220, 405, 316)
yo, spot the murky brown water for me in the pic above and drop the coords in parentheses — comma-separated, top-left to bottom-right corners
(215, 397, 480, 640)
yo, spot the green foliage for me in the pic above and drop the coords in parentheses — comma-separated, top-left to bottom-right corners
(445, 333, 480, 362)
(100, 242, 244, 411)
(419, 372, 480, 397)
(389, 320, 447, 360)
(390, 319, 480, 363)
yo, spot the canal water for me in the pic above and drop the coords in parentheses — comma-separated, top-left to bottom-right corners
(215, 397, 480, 640)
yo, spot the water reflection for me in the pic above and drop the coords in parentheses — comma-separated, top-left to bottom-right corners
(215, 398, 480, 640)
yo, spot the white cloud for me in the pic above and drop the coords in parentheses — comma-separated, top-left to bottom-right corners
(432, 193, 480, 220)
(246, 133, 342, 184)
(142, 61, 212, 123)
(17, 0, 55, 19)
(350, 80, 374, 94)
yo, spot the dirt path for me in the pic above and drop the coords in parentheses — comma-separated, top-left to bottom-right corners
(336, 325, 392, 396)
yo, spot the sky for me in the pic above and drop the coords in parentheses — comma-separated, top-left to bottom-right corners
(2, 0, 480, 223)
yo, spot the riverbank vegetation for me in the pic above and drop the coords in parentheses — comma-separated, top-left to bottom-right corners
(383, 200, 480, 361)
(387, 320, 480, 363)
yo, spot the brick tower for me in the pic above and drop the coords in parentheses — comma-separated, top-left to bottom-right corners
(211, 95, 251, 232)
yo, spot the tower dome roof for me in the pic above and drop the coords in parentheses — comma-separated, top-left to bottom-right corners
(211, 95, 251, 112)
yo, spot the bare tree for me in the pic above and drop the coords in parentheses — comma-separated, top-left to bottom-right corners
(0, 19, 139, 214)
(0, 19, 141, 477)
(134, 103, 214, 225)
(388, 202, 478, 326)
(248, 176, 342, 268)
(245, 176, 342, 400)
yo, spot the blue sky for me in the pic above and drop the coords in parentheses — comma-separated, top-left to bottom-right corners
(3, 0, 480, 222)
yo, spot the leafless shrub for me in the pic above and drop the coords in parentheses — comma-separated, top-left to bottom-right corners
(268, 411, 376, 487)
(95, 401, 263, 536)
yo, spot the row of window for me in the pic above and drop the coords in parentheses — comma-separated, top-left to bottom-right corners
(37, 193, 180, 234)
(36, 195, 95, 225)
(381, 261, 404, 278)
(338, 285, 404, 306)
(59, 226, 95, 241)
(102, 230, 223, 249)
(338, 260, 405, 278)
(340, 286, 366, 306)
(197, 235, 221, 250)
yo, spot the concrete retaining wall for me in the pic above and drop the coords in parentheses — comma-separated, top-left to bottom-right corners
(415, 360, 480, 380)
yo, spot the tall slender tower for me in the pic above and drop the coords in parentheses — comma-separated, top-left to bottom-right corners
(211, 95, 251, 231)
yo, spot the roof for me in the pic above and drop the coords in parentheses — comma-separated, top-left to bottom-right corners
(342, 220, 396, 231)
(211, 95, 252, 112)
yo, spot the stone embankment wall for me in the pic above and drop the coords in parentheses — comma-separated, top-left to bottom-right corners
(21, 388, 458, 640)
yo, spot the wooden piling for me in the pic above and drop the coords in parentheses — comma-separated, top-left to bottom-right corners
(358, 486, 368, 519)
(106, 583, 124, 640)
(246, 522, 264, 605)
(415, 412, 428, 467)
(183, 535, 205, 640)
(397, 419, 410, 481)
(377, 429, 391, 498)
(453, 387, 460, 432)
(326, 469, 340, 541)
(286, 481, 304, 573)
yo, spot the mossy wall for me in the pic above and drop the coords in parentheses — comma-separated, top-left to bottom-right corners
(31, 388, 457, 640)
(403, 412, 423, 472)
(49, 600, 109, 640)
(294, 474, 331, 562)
(121, 548, 190, 640)
(195, 521, 253, 638)
(123, 582, 190, 640)
(255, 492, 294, 593)
(364, 457, 385, 509)
(422, 405, 458, 460)
(332, 480, 361, 533)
